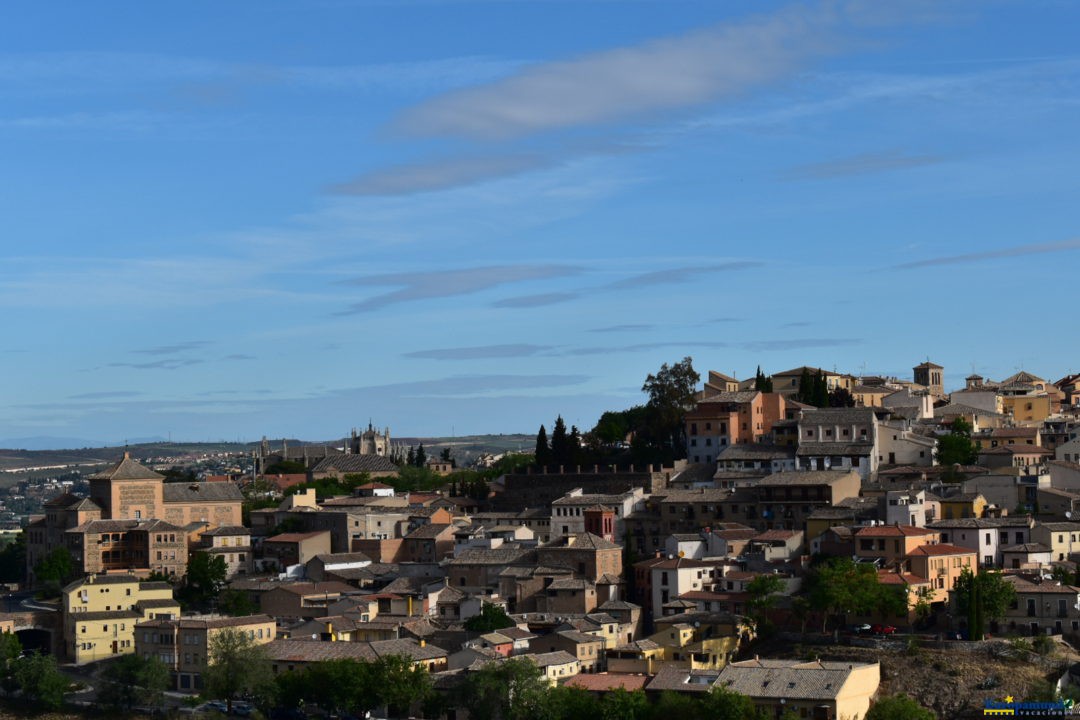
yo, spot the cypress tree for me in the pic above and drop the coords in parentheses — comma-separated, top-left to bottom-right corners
(551, 415, 571, 466)
(763, 376, 773, 393)
(813, 370, 829, 408)
(535, 425, 551, 468)
(406, 446, 415, 466)
(798, 368, 813, 403)
(415, 442, 426, 467)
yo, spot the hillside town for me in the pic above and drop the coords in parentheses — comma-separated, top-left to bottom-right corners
(4, 359, 1080, 718)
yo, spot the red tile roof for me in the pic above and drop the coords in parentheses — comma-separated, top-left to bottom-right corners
(565, 673, 649, 692)
(908, 543, 975, 556)
(853, 525, 935, 538)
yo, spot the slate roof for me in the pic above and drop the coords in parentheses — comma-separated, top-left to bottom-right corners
(716, 659, 874, 700)
(908, 543, 975, 556)
(266, 531, 330, 544)
(530, 650, 578, 668)
(201, 525, 250, 537)
(265, 638, 378, 663)
(756, 470, 858, 486)
(547, 578, 594, 591)
(799, 407, 878, 425)
(543, 532, 621, 551)
(716, 444, 796, 461)
(697, 391, 760, 404)
(88, 454, 164, 481)
(311, 454, 399, 474)
(447, 547, 534, 565)
(163, 482, 243, 503)
(796, 442, 875, 456)
(405, 523, 454, 540)
(1001, 543, 1052, 553)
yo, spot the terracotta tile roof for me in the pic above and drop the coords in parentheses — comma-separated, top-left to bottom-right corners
(163, 482, 243, 503)
(88, 454, 164, 481)
(853, 525, 935, 538)
(311, 455, 399, 474)
(265, 531, 330, 544)
(908, 543, 975, 556)
(565, 673, 649, 692)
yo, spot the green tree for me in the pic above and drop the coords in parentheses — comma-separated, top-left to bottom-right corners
(217, 588, 257, 616)
(700, 684, 758, 720)
(806, 558, 883, 631)
(440, 447, 454, 464)
(551, 416, 571, 466)
(746, 573, 785, 626)
(14, 653, 70, 710)
(0, 534, 26, 585)
(641, 357, 700, 457)
(600, 688, 650, 720)
(375, 654, 432, 717)
(797, 367, 813, 404)
(545, 685, 600, 720)
(263, 459, 308, 475)
(937, 417, 979, 467)
(203, 628, 273, 714)
(33, 546, 74, 593)
(913, 586, 934, 629)
(460, 657, 550, 720)
(866, 694, 936, 720)
(406, 446, 416, 466)
(415, 442, 427, 467)
(97, 653, 170, 712)
(828, 386, 856, 408)
(0, 632, 21, 692)
(465, 602, 515, 632)
(954, 568, 1015, 641)
(591, 406, 647, 445)
(812, 370, 829, 407)
(535, 425, 551, 467)
(652, 690, 704, 720)
(183, 552, 228, 610)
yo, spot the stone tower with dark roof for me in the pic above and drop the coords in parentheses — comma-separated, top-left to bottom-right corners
(913, 360, 944, 398)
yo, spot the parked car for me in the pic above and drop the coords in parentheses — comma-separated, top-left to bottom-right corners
(851, 623, 872, 635)
(872, 624, 897, 635)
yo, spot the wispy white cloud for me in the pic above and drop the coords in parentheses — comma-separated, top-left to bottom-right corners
(892, 237, 1080, 270)
(133, 341, 211, 356)
(331, 153, 552, 196)
(784, 150, 944, 180)
(338, 264, 583, 313)
(403, 344, 553, 360)
(396, 2, 856, 139)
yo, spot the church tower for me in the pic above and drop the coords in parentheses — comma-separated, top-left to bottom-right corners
(913, 360, 944, 398)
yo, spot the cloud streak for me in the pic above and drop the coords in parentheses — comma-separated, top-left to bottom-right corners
(403, 344, 552, 360)
(784, 150, 944, 180)
(397, 3, 851, 139)
(892, 237, 1080, 270)
(132, 341, 211, 356)
(339, 264, 583, 313)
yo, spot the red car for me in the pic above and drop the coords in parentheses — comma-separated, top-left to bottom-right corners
(871, 624, 897, 635)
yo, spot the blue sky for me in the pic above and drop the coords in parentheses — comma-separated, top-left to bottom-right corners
(2, 0, 1079, 447)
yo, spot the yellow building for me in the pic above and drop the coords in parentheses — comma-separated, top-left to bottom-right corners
(649, 615, 752, 671)
(63, 573, 180, 665)
(135, 614, 276, 691)
(937, 494, 988, 520)
(716, 658, 880, 720)
(1001, 395, 1053, 423)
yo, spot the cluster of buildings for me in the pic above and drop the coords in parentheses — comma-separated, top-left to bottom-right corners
(15, 359, 1080, 718)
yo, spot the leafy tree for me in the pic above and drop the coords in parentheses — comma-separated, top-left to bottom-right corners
(828, 386, 856, 408)
(33, 546, 74, 594)
(866, 694, 936, 720)
(0, 632, 21, 692)
(465, 602, 515, 632)
(700, 684, 758, 720)
(600, 688, 650, 720)
(806, 558, 883, 631)
(746, 573, 785, 625)
(545, 685, 600, 720)
(641, 357, 700, 456)
(591, 406, 647, 444)
(551, 416, 571, 466)
(460, 657, 550, 720)
(217, 588, 258, 616)
(0, 535, 26, 585)
(938, 417, 979, 467)
(652, 690, 704, 720)
(374, 654, 432, 717)
(182, 552, 228, 610)
(535, 425, 551, 467)
(97, 653, 170, 712)
(203, 628, 273, 714)
(954, 567, 1015, 641)
(14, 653, 70, 710)
(913, 586, 934, 629)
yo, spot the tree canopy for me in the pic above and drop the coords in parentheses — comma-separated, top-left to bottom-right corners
(98, 653, 170, 712)
(464, 602, 515, 633)
(203, 628, 273, 714)
(866, 694, 937, 720)
(937, 417, 979, 467)
(954, 568, 1015, 641)
(641, 357, 700, 456)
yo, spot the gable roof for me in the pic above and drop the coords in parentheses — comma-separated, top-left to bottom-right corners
(88, 453, 164, 481)
(311, 454, 399, 474)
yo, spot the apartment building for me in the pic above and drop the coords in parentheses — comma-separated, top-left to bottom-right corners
(135, 614, 275, 690)
(63, 573, 180, 665)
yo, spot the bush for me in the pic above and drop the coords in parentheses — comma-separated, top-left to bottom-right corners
(1032, 633, 1054, 656)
